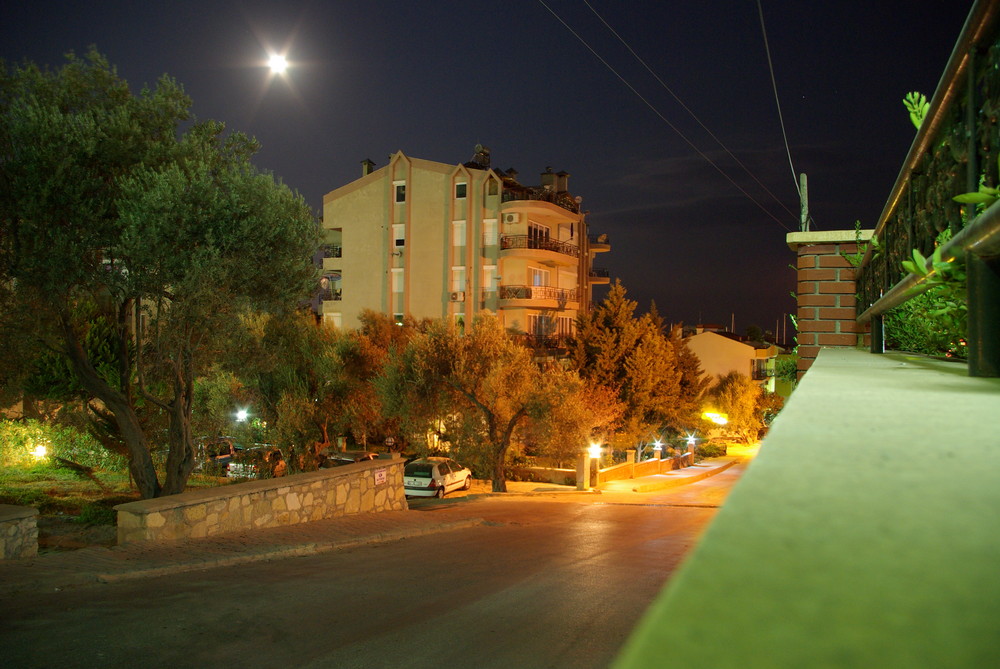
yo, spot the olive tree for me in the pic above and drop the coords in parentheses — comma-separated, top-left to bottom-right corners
(0, 50, 318, 497)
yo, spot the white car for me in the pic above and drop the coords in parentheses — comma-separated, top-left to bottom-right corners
(404, 457, 472, 498)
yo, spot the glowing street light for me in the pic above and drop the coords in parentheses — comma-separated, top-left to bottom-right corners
(702, 411, 729, 425)
(235, 408, 249, 422)
(588, 443, 602, 459)
(31, 443, 48, 459)
(267, 53, 288, 75)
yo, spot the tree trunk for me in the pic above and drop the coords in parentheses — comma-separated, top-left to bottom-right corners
(62, 315, 161, 499)
(162, 351, 197, 495)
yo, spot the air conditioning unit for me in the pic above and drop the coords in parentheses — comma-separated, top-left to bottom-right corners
(450, 291, 466, 302)
(503, 213, 520, 224)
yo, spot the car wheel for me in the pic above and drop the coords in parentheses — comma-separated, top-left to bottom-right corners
(462, 475, 471, 490)
(435, 486, 445, 499)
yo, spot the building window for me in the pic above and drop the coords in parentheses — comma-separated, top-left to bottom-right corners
(482, 219, 497, 246)
(528, 222, 550, 246)
(393, 223, 405, 247)
(530, 267, 549, 287)
(487, 179, 499, 196)
(391, 268, 404, 293)
(452, 220, 466, 247)
(455, 183, 467, 199)
(394, 183, 406, 203)
(483, 265, 497, 292)
(451, 266, 466, 292)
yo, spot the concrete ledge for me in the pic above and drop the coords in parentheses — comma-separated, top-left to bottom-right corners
(615, 348, 1000, 668)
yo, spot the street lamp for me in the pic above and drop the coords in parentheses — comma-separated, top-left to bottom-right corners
(653, 439, 663, 459)
(235, 408, 249, 422)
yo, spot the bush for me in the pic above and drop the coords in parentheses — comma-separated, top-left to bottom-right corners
(75, 502, 117, 526)
(0, 419, 129, 472)
(696, 442, 728, 458)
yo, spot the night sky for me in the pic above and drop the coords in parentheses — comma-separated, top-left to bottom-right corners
(2, 1, 971, 339)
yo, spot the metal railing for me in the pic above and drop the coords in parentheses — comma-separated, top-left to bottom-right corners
(498, 285, 579, 302)
(589, 267, 610, 278)
(510, 333, 570, 350)
(500, 234, 580, 259)
(321, 245, 342, 258)
(856, 0, 1000, 377)
(588, 233, 611, 246)
(318, 289, 342, 301)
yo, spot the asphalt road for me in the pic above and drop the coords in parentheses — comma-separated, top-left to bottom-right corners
(2, 460, 749, 669)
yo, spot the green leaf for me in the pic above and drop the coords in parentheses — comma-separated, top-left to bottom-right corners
(953, 192, 998, 205)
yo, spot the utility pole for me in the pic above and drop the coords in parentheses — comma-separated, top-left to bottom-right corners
(799, 173, 810, 231)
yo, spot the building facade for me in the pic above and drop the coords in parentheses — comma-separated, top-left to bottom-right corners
(319, 147, 610, 346)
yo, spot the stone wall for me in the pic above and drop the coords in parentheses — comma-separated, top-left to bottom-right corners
(0, 504, 38, 560)
(115, 457, 407, 544)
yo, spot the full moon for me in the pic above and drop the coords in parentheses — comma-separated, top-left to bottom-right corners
(268, 53, 288, 74)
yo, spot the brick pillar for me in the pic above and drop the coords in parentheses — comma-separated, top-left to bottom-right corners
(787, 230, 873, 378)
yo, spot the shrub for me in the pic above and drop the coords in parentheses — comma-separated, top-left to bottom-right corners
(696, 442, 728, 458)
(0, 419, 129, 472)
(75, 502, 117, 526)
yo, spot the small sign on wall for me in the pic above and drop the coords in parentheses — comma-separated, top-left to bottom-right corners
(374, 468, 387, 485)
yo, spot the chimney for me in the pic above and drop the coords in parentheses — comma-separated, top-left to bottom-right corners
(555, 170, 570, 192)
(540, 166, 556, 190)
(361, 158, 376, 176)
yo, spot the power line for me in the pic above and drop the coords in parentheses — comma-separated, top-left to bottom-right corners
(536, 0, 793, 232)
(757, 0, 800, 199)
(583, 0, 799, 223)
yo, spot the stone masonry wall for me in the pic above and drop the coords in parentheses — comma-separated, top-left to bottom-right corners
(0, 504, 38, 560)
(115, 458, 407, 544)
(788, 230, 873, 377)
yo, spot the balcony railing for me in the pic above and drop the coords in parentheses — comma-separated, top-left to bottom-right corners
(589, 267, 610, 278)
(318, 289, 342, 301)
(856, 0, 1000, 377)
(321, 245, 342, 258)
(588, 233, 611, 246)
(510, 333, 570, 350)
(499, 285, 578, 302)
(500, 235, 580, 259)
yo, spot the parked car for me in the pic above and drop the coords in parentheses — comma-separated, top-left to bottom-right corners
(318, 450, 379, 468)
(403, 457, 472, 498)
(195, 437, 243, 475)
(227, 444, 286, 479)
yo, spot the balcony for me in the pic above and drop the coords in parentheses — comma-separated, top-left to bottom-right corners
(500, 235, 580, 265)
(588, 233, 611, 253)
(510, 333, 570, 351)
(589, 266, 610, 284)
(615, 348, 1000, 667)
(498, 285, 578, 308)
(321, 244, 342, 272)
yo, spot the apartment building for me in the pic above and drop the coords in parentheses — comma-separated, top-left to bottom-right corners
(319, 146, 610, 347)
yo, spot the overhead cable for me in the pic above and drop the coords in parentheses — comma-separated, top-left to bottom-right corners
(583, 0, 799, 223)
(536, 0, 793, 232)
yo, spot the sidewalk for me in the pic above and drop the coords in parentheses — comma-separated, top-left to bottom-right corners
(600, 454, 743, 493)
(0, 455, 741, 597)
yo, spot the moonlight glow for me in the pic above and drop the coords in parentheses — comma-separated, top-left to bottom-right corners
(268, 53, 288, 74)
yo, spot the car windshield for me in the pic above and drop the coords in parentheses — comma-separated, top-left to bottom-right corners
(405, 463, 434, 478)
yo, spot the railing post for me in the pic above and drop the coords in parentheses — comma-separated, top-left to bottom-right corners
(966, 250, 1000, 377)
(870, 314, 884, 354)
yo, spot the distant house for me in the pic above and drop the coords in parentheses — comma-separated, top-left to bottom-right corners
(685, 330, 779, 392)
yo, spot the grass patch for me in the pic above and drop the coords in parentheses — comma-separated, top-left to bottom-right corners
(0, 463, 233, 516)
